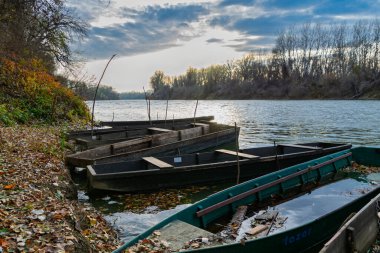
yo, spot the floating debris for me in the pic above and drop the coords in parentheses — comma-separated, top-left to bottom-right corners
(246, 224, 268, 236)
(124, 186, 212, 213)
(245, 209, 287, 239)
(344, 162, 380, 174)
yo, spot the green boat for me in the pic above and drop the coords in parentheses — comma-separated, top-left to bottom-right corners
(113, 147, 380, 253)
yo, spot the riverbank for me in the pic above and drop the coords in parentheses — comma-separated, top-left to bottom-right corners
(0, 126, 120, 252)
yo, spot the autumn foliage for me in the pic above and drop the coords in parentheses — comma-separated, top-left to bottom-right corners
(0, 55, 90, 125)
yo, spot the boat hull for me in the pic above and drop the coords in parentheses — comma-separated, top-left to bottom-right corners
(100, 115, 214, 127)
(321, 181, 380, 252)
(68, 116, 214, 139)
(88, 143, 351, 193)
(66, 124, 237, 167)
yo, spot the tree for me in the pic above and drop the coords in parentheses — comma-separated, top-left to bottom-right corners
(150, 70, 168, 91)
(0, 0, 87, 69)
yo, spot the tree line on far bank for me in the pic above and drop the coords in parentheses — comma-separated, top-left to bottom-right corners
(150, 20, 380, 99)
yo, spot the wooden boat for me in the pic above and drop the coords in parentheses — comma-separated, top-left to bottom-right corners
(320, 193, 380, 253)
(100, 115, 215, 127)
(75, 123, 202, 150)
(87, 142, 351, 193)
(113, 147, 380, 253)
(68, 116, 214, 139)
(66, 122, 237, 168)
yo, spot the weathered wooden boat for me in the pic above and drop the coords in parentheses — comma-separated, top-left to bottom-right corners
(320, 192, 380, 253)
(75, 123, 202, 150)
(113, 147, 380, 253)
(87, 142, 351, 193)
(66, 122, 237, 168)
(100, 115, 214, 127)
(67, 116, 214, 139)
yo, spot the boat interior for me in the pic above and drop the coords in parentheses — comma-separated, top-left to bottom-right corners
(91, 142, 348, 175)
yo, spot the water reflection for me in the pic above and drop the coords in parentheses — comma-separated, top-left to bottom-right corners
(104, 204, 190, 241)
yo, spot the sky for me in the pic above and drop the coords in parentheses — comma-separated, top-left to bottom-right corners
(67, 0, 380, 92)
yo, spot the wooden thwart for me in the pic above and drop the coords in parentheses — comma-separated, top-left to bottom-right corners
(278, 144, 322, 150)
(148, 127, 173, 133)
(216, 149, 259, 159)
(143, 156, 173, 169)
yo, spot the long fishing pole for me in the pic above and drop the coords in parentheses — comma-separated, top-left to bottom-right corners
(91, 54, 116, 138)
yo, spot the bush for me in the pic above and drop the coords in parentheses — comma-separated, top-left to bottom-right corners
(0, 56, 90, 125)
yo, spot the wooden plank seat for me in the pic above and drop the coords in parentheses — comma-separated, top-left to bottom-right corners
(148, 127, 173, 133)
(216, 149, 260, 159)
(278, 144, 322, 150)
(143, 156, 174, 169)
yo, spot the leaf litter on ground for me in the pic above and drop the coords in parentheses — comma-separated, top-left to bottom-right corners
(0, 126, 121, 252)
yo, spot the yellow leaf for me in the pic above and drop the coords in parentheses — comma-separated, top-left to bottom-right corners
(82, 229, 91, 236)
(87, 216, 97, 227)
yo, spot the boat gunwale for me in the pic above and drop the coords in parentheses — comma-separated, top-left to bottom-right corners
(99, 115, 215, 127)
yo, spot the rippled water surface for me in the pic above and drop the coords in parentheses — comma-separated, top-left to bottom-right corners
(88, 100, 380, 147)
(83, 99, 380, 242)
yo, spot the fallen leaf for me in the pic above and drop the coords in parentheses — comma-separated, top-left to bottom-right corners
(82, 229, 91, 236)
(3, 184, 16, 190)
(88, 216, 97, 227)
(0, 238, 8, 247)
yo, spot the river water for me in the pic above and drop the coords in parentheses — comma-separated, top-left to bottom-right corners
(83, 100, 380, 242)
(88, 100, 380, 147)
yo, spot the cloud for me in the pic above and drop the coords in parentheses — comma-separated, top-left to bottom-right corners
(208, 0, 380, 52)
(225, 36, 276, 52)
(218, 0, 256, 7)
(76, 3, 210, 59)
(67, 0, 113, 23)
(72, 0, 380, 60)
(206, 38, 224, 43)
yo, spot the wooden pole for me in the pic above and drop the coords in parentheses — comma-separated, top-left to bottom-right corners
(149, 98, 151, 125)
(235, 122, 240, 184)
(91, 54, 116, 138)
(164, 99, 168, 127)
(274, 141, 280, 170)
(193, 99, 199, 126)
(143, 87, 151, 125)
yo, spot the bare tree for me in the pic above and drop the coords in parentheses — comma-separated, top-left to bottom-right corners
(0, 0, 87, 69)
